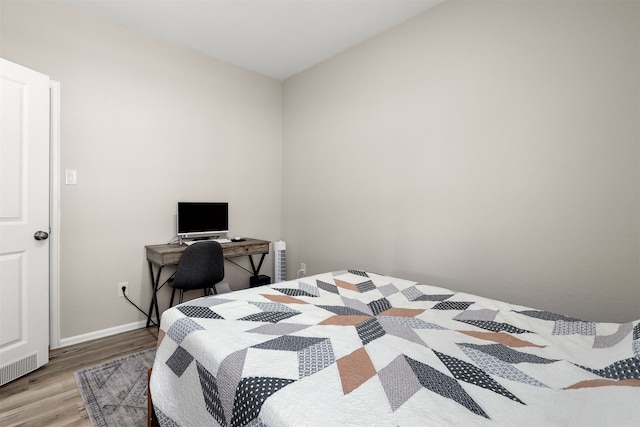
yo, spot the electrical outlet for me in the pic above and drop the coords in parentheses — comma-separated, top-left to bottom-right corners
(296, 263, 307, 278)
(118, 282, 129, 297)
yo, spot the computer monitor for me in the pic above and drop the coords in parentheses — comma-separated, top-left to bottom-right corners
(177, 202, 229, 239)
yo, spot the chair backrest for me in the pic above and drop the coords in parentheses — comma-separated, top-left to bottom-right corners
(172, 241, 224, 291)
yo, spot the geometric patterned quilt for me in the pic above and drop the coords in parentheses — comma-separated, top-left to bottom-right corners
(150, 270, 640, 426)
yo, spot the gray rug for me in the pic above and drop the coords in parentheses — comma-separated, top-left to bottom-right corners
(74, 348, 156, 427)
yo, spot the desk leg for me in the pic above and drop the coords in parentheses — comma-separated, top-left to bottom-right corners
(248, 253, 267, 276)
(146, 262, 163, 328)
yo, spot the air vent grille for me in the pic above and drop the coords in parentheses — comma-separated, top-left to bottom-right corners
(1, 353, 37, 386)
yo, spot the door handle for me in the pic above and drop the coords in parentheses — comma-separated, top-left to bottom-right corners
(34, 231, 49, 241)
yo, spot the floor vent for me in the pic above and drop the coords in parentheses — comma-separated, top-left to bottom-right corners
(1, 352, 37, 386)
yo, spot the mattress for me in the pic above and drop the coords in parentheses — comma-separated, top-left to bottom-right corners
(150, 270, 639, 426)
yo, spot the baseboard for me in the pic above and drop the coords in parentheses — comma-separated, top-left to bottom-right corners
(58, 320, 148, 348)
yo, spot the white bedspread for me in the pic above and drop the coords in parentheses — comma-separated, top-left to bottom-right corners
(150, 270, 639, 426)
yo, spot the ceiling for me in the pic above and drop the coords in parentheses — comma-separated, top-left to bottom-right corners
(52, 0, 444, 80)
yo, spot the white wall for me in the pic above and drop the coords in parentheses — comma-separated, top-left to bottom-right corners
(1, 1, 283, 338)
(282, 1, 640, 322)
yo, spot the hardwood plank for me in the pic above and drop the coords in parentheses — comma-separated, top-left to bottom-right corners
(0, 327, 158, 427)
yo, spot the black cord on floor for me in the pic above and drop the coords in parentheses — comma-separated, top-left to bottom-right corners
(123, 292, 158, 327)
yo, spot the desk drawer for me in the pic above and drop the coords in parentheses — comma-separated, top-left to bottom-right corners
(223, 242, 269, 258)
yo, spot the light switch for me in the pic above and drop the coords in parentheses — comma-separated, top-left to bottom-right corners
(65, 169, 77, 185)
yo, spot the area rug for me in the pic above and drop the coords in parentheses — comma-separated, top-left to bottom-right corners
(74, 348, 156, 427)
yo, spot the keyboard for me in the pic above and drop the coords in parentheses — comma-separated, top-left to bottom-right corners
(213, 238, 231, 243)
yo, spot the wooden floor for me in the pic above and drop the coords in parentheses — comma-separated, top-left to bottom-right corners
(0, 327, 158, 427)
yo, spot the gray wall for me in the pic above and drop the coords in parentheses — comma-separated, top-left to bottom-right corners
(1, 0, 638, 342)
(282, 0, 640, 322)
(1, 1, 283, 339)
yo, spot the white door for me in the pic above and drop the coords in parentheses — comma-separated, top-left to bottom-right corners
(0, 58, 50, 385)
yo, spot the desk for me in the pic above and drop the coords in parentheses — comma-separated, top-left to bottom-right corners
(145, 238, 270, 327)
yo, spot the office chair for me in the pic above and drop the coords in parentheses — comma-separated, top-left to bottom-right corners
(168, 241, 225, 306)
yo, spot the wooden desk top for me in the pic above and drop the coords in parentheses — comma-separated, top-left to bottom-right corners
(145, 238, 270, 267)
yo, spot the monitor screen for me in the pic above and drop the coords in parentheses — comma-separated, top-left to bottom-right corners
(177, 202, 229, 238)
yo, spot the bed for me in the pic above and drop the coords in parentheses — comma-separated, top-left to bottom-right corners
(149, 270, 639, 426)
